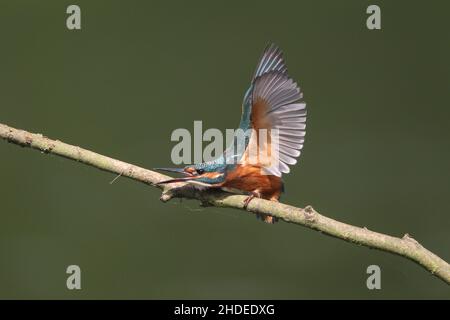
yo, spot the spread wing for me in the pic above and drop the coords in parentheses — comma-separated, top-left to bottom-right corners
(230, 44, 306, 176)
(241, 43, 288, 129)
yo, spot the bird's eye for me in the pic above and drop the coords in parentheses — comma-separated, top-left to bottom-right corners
(196, 169, 204, 175)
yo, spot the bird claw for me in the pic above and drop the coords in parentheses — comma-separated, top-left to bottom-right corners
(243, 195, 254, 209)
(243, 192, 260, 209)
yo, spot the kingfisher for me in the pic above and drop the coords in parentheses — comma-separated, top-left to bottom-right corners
(156, 44, 306, 223)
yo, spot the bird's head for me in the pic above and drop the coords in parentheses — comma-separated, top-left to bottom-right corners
(154, 163, 226, 185)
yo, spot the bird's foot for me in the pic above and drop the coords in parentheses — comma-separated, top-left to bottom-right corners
(243, 195, 254, 209)
(243, 191, 261, 209)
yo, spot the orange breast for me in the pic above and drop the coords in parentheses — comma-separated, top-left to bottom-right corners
(221, 165, 283, 200)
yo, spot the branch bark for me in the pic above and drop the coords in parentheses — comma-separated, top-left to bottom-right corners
(1, 122, 449, 285)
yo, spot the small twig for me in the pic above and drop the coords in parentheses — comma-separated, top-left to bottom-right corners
(109, 171, 123, 184)
(0, 122, 449, 285)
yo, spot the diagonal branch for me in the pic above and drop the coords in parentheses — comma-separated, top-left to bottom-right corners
(1, 122, 449, 285)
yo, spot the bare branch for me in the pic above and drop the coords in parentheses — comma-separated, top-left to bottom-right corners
(1, 122, 449, 284)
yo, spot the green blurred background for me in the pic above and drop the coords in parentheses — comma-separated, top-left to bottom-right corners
(0, 0, 449, 299)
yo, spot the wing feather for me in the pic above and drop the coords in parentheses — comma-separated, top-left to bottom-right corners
(253, 43, 288, 79)
(231, 44, 307, 176)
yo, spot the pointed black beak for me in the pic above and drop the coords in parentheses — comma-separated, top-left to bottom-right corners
(154, 167, 196, 185)
(155, 176, 198, 185)
(154, 167, 187, 175)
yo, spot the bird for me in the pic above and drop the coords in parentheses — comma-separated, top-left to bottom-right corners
(155, 44, 306, 223)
